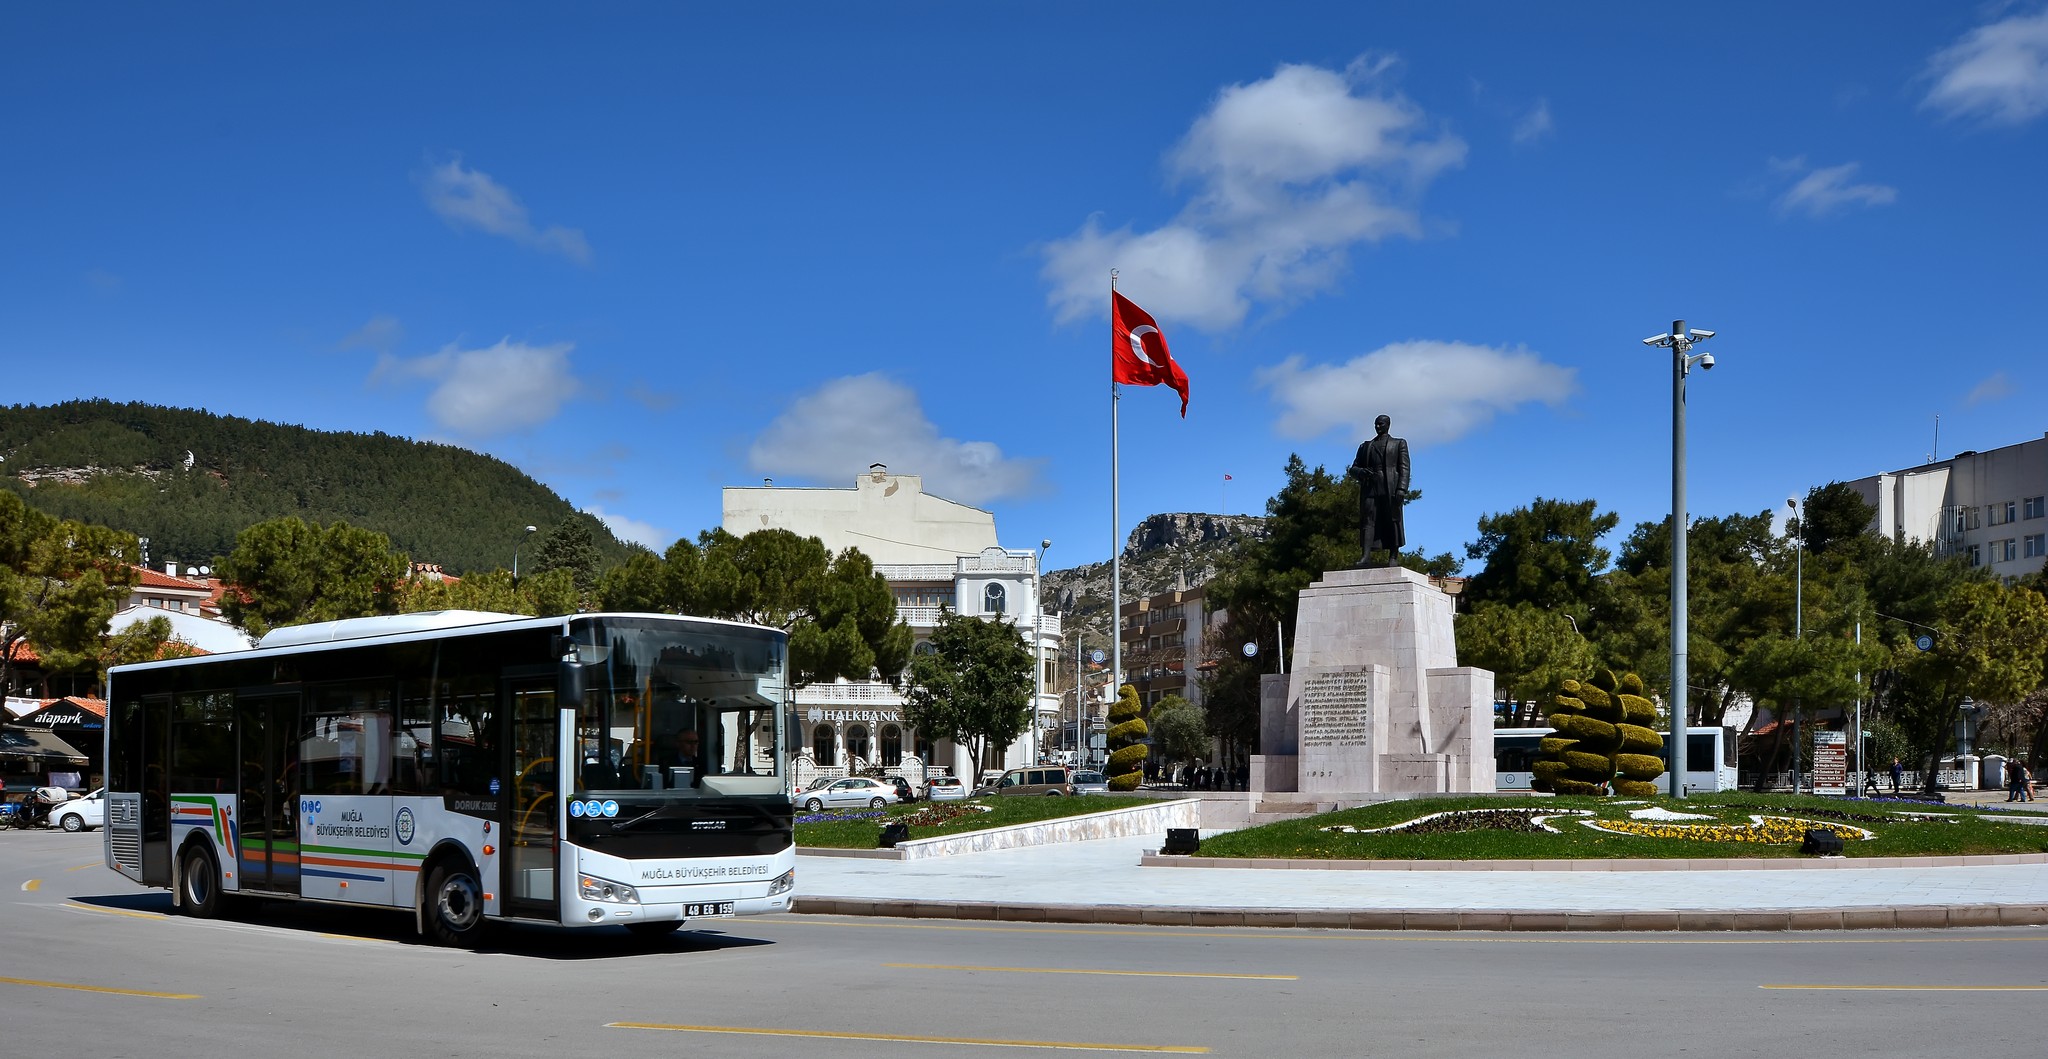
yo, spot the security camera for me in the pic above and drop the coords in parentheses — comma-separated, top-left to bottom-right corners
(1689, 328, 1716, 339)
(1641, 333, 1669, 346)
(1698, 353, 1716, 370)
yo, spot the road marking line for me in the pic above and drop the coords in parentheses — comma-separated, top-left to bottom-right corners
(1762, 984, 2048, 991)
(0, 975, 198, 1000)
(63, 902, 170, 921)
(21, 879, 39, 891)
(318, 933, 398, 944)
(608, 1022, 1206, 1052)
(785, 917, 2048, 946)
(887, 962, 1295, 980)
(68, 862, 102, 872)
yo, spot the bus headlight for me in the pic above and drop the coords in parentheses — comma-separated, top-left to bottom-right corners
(768, 868, 795, 896)
(578, 874, 641, 904)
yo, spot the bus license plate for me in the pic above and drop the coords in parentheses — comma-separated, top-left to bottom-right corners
(684, 902, 734, 918)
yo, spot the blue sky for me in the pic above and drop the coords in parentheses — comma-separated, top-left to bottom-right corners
(6, 4, 2047, 573)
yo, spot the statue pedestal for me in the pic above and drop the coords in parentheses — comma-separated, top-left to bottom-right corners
(1253, 567, 1494, 797)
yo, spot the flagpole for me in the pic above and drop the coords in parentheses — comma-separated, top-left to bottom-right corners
(1109, 269, 1122, 723)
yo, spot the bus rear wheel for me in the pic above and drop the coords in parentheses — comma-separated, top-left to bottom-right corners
(424, 862, 485, 947)
(180, 846, 222, 918)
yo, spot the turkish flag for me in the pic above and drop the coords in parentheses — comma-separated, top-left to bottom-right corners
(1111, 291, 1189, 416)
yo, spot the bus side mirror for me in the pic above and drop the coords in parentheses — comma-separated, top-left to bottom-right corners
(559, 660, 587, 708)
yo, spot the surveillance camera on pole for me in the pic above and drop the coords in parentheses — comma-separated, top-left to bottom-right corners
(1643, 319, 1722, 798)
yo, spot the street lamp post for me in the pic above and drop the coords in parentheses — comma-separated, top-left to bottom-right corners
(1643, 320, 1718, 799)
(1787, 496, 1803, 795)
(1032, 538, 1050, 764)
(511, 524, 538, 587)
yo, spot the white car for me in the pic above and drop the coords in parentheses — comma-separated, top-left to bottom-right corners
(53, 788, 105, 832)
(794, 776, 895, 812)
(923, 776, 967, 801)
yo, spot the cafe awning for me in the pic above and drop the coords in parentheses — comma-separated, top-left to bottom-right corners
(0, 725, 90, 766)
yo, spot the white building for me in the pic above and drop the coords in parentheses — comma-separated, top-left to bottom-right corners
(723, 465, 1059, 785)
(1845, 431, 2048, 578)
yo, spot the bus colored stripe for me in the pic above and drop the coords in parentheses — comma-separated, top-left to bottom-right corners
(302, 857, 419, 874)
(300, 844, 428, 862)
(302, 868, 385, 882)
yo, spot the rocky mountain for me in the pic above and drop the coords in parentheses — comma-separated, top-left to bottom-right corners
(1041, 512, 1266, 640)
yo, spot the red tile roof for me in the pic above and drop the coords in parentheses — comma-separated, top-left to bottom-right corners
(133, 566, 212, 591)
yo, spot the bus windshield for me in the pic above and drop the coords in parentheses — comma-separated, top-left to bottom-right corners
(569, 616, 786, 799)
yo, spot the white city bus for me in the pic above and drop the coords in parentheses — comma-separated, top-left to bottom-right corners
(1494, 726, 1739, 794)
(103, 611, 796, 946)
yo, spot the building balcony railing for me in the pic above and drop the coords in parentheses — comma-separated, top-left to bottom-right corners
(898, 604, 946, 627)
(796, 681, 905, 705)
(876, 563, 959, 582)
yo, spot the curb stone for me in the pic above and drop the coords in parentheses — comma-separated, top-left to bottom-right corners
(790, 896, 2048, 932)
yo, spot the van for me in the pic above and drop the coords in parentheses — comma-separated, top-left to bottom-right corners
(979, 766, 1076, 797)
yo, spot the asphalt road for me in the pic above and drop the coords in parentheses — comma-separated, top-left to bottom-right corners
(5, 828, 2046, 1058)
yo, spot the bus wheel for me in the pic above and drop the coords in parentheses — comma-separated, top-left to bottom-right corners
(180, 846, 222, 918)
(625, 920, 684, 939)
(424, 862, 484, 947)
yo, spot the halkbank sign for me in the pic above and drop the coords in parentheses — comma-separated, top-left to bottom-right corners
(805, 708, 903, 724)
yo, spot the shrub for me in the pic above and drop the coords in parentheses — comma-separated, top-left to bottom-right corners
(1532, 670, 1665, 795)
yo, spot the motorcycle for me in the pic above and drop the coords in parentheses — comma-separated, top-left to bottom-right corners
(5, 790, 62, 829)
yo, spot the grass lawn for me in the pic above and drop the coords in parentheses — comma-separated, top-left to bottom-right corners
(1193, 792, 2048, 861)
(797, 794, 1157, 849)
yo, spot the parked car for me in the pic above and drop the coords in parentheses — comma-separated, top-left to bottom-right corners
(974, 766, 1076, 797)
(1071, 770, 1109, 795)
(789, 775, 836, 804)
(794, 776, 896, 811)
(924, 775, 966, 801)
(53, 787, 105, 832)
(883, 775, 917, 803)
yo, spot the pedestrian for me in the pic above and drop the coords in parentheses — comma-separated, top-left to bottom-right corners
(2007, 760, 2028, 802)
(2018, 760, 2035, 803)
(1889, 757, 1903, 795)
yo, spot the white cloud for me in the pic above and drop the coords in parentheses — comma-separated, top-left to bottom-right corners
(1775, 160, 1898, 218)
(377, 338, 581, 436)
(419, 156, 593, 264)
(1922, 8, 2048, 125)
(747, 374, 1045, 504)
(585, 505, 669, 550)
(1042, 58, 1466, 332)
(1512, 98, 1554, 144)
(1965, 371, 2013, 406)
(339, 314, 403, 353)
(1256, 340, 1577, 446)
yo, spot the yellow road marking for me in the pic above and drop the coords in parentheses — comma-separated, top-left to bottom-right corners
(21, 879, 39, 892)
(608, 1022, 1206, 1052)
(1763, 984, 2048, 991)
(785, 916, 2048, 945)
(318, 933, 397, 944)
(64, 902, 169, 921)
(68, 862, 102, 872)
(0, 975, 197, 1000)
(887, 962, 1295, 980)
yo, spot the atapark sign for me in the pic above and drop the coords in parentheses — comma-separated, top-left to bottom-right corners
(20, 704, 102, 730)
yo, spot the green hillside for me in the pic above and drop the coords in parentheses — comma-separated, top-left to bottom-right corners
(0, 399, 644, 574)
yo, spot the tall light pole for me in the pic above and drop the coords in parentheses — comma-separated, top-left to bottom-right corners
(1032, 538, 1051, 764)
(1643, 320, 1717, 799)
(1787, 496, 1803, 795)
(511, 524, 538, 587)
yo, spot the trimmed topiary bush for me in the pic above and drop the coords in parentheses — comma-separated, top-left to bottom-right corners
(1532, 669, 1666, 796)
(1105, 683, 1147, 792)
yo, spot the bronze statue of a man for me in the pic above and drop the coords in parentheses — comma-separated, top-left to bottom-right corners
(1347, 414, 1409, 567)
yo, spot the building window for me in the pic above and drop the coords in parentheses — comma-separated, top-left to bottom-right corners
(1991, 501, 2015, 526)
(914, 731, 934, 765)
(880, 724, 902, 766)
(983, 582, 1007, 615)
(1995, 538, 2017, 562)
(812, 724, 836, 766)
(2026, 496, 2045, 520)
(2025, 534, 2045, 559)
(1967, 544, 1982, 567)
(846, 724, 870, 765)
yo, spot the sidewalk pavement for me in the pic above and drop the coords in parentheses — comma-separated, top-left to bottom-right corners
(794, 796, 2048, 932)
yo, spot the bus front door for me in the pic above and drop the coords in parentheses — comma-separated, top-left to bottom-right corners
(503, 678, 560, 922)
(236, 694, 301, 894)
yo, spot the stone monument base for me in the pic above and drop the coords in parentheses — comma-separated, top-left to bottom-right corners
(1256, 566, 1494, 796)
